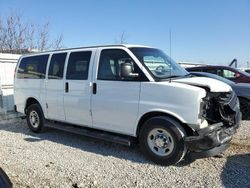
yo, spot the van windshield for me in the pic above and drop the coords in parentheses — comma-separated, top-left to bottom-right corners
(130, 47, 188, 80)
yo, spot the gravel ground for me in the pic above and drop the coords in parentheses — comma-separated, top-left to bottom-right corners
(0, 119, 249, 188)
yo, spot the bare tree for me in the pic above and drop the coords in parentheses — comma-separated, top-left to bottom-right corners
(25, 23, 35, 50)
(0, 18, 6, 49)
(0, 10, 64, 53)
(51, 34, 63, 50)
(37, 22, 50, 51)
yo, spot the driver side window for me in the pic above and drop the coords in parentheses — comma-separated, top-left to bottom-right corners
(98, 49, 146, 81)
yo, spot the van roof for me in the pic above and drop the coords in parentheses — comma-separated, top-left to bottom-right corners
(21, 44, 152, 56)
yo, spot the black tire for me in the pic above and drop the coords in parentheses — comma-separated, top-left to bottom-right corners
(139, 116, 187, 165)
(239, 98, 250, 120)
(26, 104, 45, 133)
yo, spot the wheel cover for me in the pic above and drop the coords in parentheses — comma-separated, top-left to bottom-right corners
(147, 128, 174, 157)
(29, 110, 40, 128)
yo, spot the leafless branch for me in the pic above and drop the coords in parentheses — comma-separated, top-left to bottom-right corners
(51, 34, 64, 50)
(36, 22, 50, 51)
(0, 10, 64, 53)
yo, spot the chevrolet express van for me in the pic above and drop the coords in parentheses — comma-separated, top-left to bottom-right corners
(14, 45, 241, 165)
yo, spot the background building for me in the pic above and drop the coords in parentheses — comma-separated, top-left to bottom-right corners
(0, 53, 21, 119)
(178, 61, 207, 68)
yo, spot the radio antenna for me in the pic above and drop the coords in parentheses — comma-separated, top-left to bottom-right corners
(169, 28, 172, 83)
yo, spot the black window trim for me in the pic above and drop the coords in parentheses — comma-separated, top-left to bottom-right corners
(17, 54, 49, 79)
(48, 52, 67, 80)
(66, 50, 92, 80)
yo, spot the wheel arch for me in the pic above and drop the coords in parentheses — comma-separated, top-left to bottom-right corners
(25, 97, 43, 115)
(136, 111, 194, 138)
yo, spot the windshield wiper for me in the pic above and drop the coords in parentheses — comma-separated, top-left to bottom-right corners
(184, 73, 193, 77)
(157, 75, 189, 81)
(167, 75, 182, 78)
(158, 75, 181, 81)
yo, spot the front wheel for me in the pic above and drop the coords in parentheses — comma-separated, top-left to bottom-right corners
(139, 116, 187, 165)
(26, 104, 45, 133)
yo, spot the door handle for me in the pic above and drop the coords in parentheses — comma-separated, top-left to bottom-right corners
(65, 82, 69, 93)
(93, 83, 97, 94)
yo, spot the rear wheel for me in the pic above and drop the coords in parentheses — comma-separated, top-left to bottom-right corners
(26, 104, 45, 133)
(139, 116, 187, 165)
(239, 98, 250, 120)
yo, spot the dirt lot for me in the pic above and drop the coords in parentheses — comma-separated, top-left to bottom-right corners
(0, 119, 249, 188)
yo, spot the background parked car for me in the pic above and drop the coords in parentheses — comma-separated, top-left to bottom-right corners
(245, 69, 250, 74)
(186, 65, 250, 83)
(190, 71, 250, 120)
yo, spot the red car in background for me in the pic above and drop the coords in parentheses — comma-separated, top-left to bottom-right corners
(186, 65, 250, 83)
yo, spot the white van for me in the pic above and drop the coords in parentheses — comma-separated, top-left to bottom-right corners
(14, 45, 241, 165)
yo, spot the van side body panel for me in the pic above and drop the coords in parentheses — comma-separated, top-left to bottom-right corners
(136, 81, 206, 135)
(14, 56, 48, 116)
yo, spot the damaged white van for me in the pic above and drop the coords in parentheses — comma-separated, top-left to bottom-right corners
(14, 45, 241, 165)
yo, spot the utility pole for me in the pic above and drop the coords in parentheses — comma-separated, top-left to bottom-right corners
(169, 28, 171, 60)
(169, 28, 172, 83)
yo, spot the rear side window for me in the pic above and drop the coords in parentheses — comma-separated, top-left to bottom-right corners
(17, 55, 49, 79)
(66, 51, 91, 80)
(48, 53, 67, 79)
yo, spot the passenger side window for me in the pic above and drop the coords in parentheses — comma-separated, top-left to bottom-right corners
(66, 51, 91, 80)
(98, 49, 141, 81)
(48, 53, 67, 79)
(223, 69, 236, 78)
(17, 55, 49, 79)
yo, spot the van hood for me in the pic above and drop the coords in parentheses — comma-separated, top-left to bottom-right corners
(172, 77, 232, 92)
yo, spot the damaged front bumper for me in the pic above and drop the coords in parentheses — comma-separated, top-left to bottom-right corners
(185, 120, 240, 159)
(185, 91, 241, 159)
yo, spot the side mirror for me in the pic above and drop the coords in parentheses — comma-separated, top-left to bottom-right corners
(121, 63, 139, 78)
(235, 73, 241, 78)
